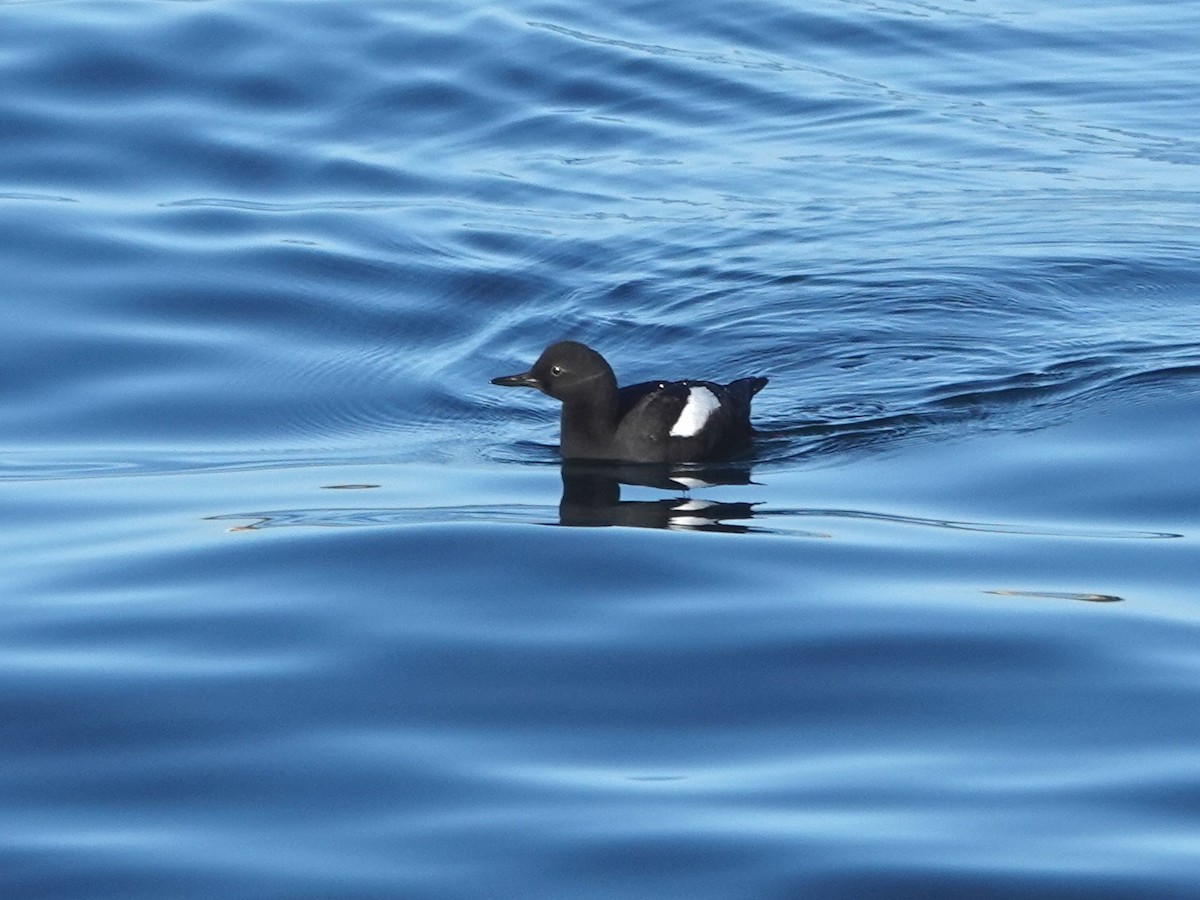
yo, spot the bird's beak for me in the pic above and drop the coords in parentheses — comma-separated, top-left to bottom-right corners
(491, 370, 541, 389)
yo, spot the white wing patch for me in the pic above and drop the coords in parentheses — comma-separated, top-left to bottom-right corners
(669, 386, 721, 438)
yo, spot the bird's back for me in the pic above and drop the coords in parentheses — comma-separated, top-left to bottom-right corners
(613, 376, 768, 462)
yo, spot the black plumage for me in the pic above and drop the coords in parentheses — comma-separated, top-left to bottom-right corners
(491, 341, 767, 463)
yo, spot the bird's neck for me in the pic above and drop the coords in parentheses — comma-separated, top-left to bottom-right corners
(559, 380, 619, 459)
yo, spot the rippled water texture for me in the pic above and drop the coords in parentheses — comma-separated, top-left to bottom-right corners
(3, 1, 1200, 897)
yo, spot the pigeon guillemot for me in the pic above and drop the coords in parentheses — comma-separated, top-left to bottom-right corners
(491, 341, 768, 463)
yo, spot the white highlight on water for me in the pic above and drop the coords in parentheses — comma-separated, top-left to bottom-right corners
(669, 387, 721, 438)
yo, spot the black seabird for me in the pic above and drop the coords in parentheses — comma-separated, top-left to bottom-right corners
(491, 341, 768, 463)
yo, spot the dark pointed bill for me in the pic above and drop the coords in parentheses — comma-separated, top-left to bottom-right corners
(491, 371, 541, 388)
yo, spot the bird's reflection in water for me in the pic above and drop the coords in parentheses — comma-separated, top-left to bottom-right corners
(557, 460, 760, 532)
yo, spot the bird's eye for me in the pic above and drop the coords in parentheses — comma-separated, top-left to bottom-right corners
(550, 365, 563, 377)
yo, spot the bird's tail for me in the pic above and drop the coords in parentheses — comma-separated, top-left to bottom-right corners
(728, 376, 768, 401)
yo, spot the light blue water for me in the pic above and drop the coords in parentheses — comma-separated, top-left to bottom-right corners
(3, 1, 1200, 897)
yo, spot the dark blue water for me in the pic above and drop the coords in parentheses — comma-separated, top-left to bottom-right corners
(3, 1, 1200, 897)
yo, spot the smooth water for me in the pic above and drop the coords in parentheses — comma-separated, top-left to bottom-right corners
(3, 1, 1200, 897)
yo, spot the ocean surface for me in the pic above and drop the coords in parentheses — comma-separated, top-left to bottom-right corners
(3, 1, 1200, 896)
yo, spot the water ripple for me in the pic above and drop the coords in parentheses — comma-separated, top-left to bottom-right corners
(4, 1, 1200, 896)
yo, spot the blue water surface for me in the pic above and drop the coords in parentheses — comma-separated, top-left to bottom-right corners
(3, 1, 1200, 897)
